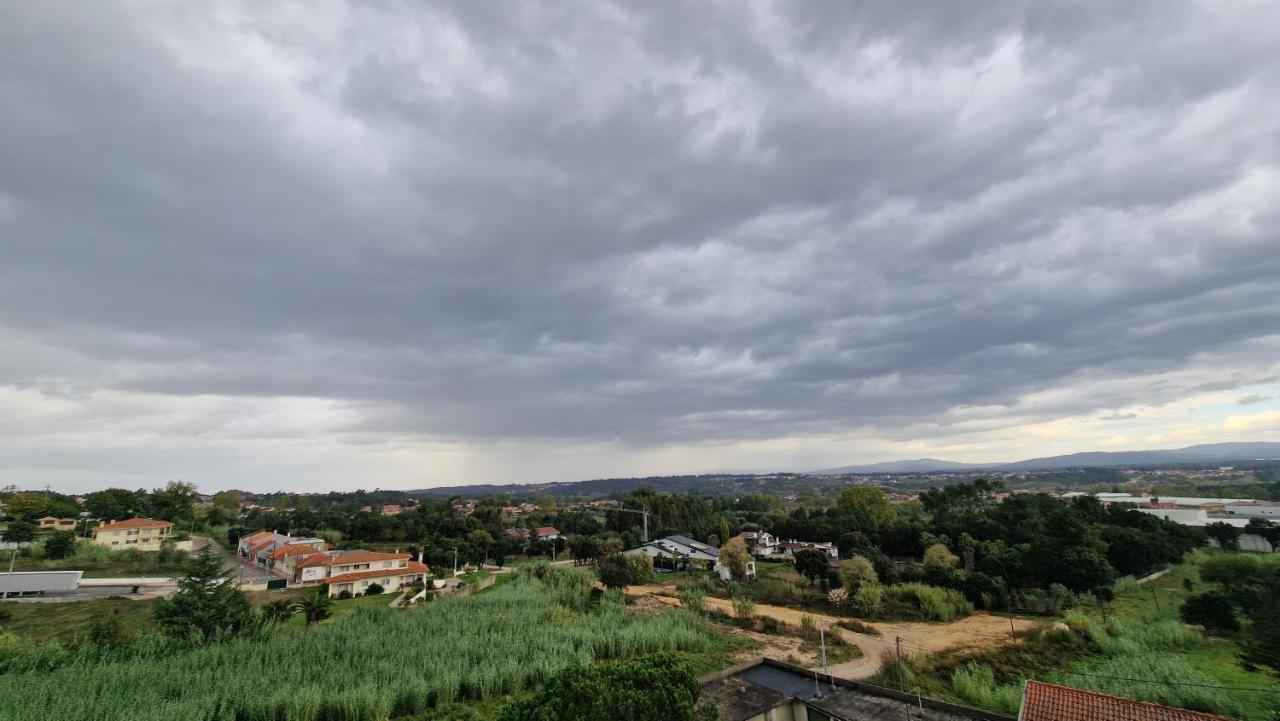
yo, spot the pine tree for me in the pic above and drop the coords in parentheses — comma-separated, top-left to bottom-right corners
(153, 547, 256, 640)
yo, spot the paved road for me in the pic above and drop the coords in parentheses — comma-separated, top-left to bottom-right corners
(194, 534, 281, 585)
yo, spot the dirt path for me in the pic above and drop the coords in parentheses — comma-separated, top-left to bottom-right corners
(625, 585, 1033, 680)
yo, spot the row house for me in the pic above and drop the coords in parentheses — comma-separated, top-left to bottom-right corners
(293, 549, 429, 598)
(237, 530, 327, 570)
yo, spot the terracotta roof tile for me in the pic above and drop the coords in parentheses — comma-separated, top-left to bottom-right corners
(327, 562, 429, 585)
(94, 518, 174, 531)
(1021, 681, 1235, 721)
(267, 544, 324, 560)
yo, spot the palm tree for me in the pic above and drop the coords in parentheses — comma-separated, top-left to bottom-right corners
(291, 587, 333, 628)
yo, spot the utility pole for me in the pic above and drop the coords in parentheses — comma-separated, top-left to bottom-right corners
(610, 506, 650, 543)
(453, 547, 458, 577)
(895, 636, 904, 691)
(819, 619, 831, 690)
(1149, 585, 1161, 611)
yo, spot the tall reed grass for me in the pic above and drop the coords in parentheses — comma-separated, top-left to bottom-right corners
(0, 573, 714, 721)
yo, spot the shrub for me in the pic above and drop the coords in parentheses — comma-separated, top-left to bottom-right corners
(499, 653, 702, 721)
(338, 590, 353, 600)
(834, 618, 880, 636)
(625, 554, 654, 585)
(951, 663, 1021, 715)
(838, 555, 878, 593)
(732, 596, 756, 621)
(1180, 591, 1240, 634)
(364, 583, 385, 596)
(922, 543, 959, 570)
(752, 579, 800, 605)
(884, 583, 973, 622)
(678, 586, 706, 614)
(828, 587, 849, 608)
(42, 532, 76, 560)
(852, 584, 883, 618)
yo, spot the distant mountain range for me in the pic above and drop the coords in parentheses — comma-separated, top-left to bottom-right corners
(807, 442, 1280, 475)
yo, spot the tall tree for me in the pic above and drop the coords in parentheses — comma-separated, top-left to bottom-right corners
(835, 487, 896, 532)
(793, 548, 831, 586)
(153, 547, 256, 639)
(1, 521, 36, 543)
(718, 537, 752, 582)
(1205, 522, 1241, 552)
(2, 492, 50, 520)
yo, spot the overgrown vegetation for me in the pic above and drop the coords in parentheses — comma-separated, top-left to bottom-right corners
(871, 553, 1280, 720)
(0, 567, 725, 721)
(9, 538, 191, 577)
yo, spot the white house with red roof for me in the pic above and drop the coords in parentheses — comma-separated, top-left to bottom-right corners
(293, 549, 428, 597)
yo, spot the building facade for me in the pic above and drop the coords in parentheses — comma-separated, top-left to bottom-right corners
(90, 518, 175, 551)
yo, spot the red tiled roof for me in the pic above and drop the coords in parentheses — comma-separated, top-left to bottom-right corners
(240, 530, 275, 545)
(535, 527, 558, 535)
(267, 544, 324, 560)
(249, 540, 276, 554)
(298, 553, 335, 568)
(1021, 681, 1235, 721)
(327, 562, 429, 586)
(330, 551, 410, 565)
(94, 518, 174, 532)
(298, 550, 410, 568)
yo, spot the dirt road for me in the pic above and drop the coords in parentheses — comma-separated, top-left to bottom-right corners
(625, 585, 1033, 679)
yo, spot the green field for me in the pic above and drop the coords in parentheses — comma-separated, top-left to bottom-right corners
(0, 597, 159, 642)
(0, 568, 748, 721)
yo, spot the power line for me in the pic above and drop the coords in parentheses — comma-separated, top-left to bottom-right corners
(1050, 669, 1280, 694)
(887, 639, 1279, 694)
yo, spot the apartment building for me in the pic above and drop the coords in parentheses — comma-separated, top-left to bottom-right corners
(91, 518, 175, 550)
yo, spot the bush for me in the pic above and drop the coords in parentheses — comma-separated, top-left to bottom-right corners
(838, 555, 878, 593)
(499, 653, 703, 721)
(852, 585, 883, 618)
(951, 663, 1021, 715)
(678, 587, 706, 614)
(1180, 591, 1240, 634)
(338, 590, 353, 600)
(42, 532, 76, 560)
(827, 587, 849, 608)
(732, 596, 756, 621)
(364, 583, 385, 596)
(752, 579, 800, 605)
(884, 583, 973, 622)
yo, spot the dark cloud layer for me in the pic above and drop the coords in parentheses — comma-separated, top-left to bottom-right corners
(1, 1, 1279, 484)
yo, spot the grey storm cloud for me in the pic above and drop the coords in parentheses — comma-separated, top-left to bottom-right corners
(2, 1, 1279, 452)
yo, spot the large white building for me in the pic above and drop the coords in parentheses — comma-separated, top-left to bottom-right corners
(624, 535, 755, 581)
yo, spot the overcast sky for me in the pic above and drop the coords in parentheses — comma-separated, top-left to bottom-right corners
(3, 1, 1279, 494)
